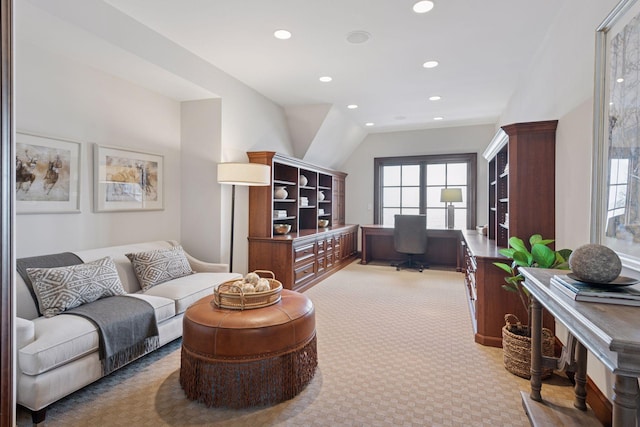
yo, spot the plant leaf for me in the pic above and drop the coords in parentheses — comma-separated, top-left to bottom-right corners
(529, 234, 543, 246)
(509, 236, 527, 253)
(493, 262, 513, 274)
(532, 244, 556, 268)
(512, 250, 531, 267)
(557, 248, 573, 261)
(498, 248, 516, 258)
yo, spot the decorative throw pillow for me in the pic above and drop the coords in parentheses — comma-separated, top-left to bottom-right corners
(27, 256, 126, 318)
(126, 245, 194, 291)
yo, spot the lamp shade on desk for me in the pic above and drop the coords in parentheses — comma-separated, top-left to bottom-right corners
(440, 188, 462, 229)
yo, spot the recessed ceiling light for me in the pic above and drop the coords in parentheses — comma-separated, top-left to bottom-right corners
(429, 95, 441, 101)
(423, 60, 439, 69)
(319, 76, 333, 82)
(413, 1, 434, 14)
(346, 30, 371, 44)
(365, 122, 375, 127)
(617, 77, 624, 83)
(433, 116, 444, 121)
(347, 104, 358, 109)
(273, 29, 292, 40)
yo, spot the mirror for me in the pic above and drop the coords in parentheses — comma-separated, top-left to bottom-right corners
(593, 0, 640, 269)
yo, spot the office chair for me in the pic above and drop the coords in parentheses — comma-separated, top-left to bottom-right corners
(393, 214, 428, 272)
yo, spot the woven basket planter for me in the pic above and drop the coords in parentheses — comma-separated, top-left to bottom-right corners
(502, 314, 555, 379)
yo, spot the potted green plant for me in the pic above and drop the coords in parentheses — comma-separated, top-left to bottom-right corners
(493, 234, 572, 378)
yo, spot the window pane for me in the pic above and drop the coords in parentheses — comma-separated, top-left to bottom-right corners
(401, 187, 419, 207)
(426, 186, 444, 207)
(383, 208, 401, 226)
(426, 208, 445, 229)
(616, 159, 628, 184)
(401, 208, 420, 215)
(383, 187, 401, 207)
(614, 185, 627, 209)
(454, 209, 467, 230)
(383, 166, 401, 186)
(426, 164, 446, 185)
(447, 163, 467, 185)
(402, 165, 420, 185)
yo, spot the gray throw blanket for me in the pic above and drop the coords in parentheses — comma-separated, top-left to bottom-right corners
(16, 252, 83, 315)
(66, 295, 159, 375)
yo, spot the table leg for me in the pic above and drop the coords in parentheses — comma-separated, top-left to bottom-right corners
(530, 297, 543, 402)
(613, 375, 639, 426)
(360, 228, 369, 264)
(573, 341, 588, 411)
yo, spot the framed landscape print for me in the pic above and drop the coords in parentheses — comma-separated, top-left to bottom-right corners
(592, 0, 640, 269)
(93, 144, 164, 212)
(16, 132, 81, 214)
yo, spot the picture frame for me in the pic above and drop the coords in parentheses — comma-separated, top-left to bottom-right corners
(16, 132, 81, 214)
(93, 144, 164, 212)
(592, 0, 640, 269)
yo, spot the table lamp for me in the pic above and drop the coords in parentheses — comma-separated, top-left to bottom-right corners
(440, 188, 462, 229)
(217, 162, 271, 272)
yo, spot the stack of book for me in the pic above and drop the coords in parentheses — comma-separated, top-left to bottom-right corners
(551, 274, 640, 307)
(274, 210, 288, 218)
(300, 197, 309, 207)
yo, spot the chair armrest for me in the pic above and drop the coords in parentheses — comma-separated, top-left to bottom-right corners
(185, 252, 229, 273)
(15, 317, 35, 349)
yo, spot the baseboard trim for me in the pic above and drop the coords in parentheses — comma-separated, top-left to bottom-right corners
(586, 376, 612, 427)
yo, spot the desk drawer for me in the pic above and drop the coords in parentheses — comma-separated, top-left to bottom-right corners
(294, 243, 316, 264)
(294, 261, 315, 284)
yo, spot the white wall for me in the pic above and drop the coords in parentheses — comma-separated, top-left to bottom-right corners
(341, 124, 496, 234)
(15, 42, 182, 257)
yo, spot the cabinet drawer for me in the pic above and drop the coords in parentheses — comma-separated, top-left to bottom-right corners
(294, 261, 315, 284)
(294, 243, 316, 264)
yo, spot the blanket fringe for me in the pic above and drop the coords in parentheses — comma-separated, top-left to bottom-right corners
(102, 335, 160, 375)
(180, 335, 317, 408)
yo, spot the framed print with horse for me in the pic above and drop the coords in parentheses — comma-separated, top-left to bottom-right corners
(93, 144, 164, 212)
(16, 132, 81, 214)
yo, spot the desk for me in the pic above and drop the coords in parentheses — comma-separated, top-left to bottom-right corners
(360, 225, 462, 271)
(521, 267, 640, 426)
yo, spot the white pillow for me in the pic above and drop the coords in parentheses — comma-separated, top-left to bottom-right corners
(27, 256, 126, 318)
(126, 245, 194, 291)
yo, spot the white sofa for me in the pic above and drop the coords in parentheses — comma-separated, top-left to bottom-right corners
(15, 240, 241, 424)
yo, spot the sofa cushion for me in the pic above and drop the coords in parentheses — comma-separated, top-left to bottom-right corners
(18, 294, 176, 376)
(126, 246, 194, 291)
(125, 294, 176, 323)
(27, 256, 126, 318)
(19, 314, 99, 376)
(143, 272, 241, 314)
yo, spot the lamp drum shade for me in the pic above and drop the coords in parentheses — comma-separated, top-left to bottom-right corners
(440, 188, 462, 203)
(217, 163, 271, 186)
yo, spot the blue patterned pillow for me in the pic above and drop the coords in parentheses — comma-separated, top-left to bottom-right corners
(27, 256, 125, 318)
(126, 245, 194, 291)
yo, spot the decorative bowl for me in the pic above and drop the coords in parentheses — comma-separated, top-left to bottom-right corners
(273, 224, 291, 235)
(318, 219, 329, 228)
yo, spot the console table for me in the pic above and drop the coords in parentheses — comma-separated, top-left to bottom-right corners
(521, 267, 640, 426)
(360, 225, 462, 271)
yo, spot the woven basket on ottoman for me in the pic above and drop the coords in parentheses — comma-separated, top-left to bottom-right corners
(502, 314, 555, 379)
(179, 289, 317, 408)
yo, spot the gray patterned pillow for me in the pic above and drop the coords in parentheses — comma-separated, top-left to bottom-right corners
(126, 245, 194, 291)
(27, 256, 126, 318)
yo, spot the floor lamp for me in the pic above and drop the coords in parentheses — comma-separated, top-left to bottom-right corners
(217, 162, 271, 272)
(440, 188, 462, 230)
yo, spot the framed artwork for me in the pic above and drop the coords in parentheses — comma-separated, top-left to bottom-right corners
(592, 0, 640, 269)
(16, 132, 81, 214)
(93, 144, 164, 212)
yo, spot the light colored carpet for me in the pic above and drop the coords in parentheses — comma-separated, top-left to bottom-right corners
(17, 261, 575, 426)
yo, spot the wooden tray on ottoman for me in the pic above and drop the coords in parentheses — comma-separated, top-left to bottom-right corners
(213, 270, 282, 310)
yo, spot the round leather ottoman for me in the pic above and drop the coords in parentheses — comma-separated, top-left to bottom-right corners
(179, 289, 317, 408)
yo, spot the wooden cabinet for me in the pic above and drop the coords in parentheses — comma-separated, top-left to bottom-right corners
(467, 120, 558, 347)
(247, 151, 357, 291)
(485, 120, 557, 247)
(462, 231, 555, 347)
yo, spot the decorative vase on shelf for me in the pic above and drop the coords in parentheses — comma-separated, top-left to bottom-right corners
(274, 186, 288, 200)
(299, 175, 308, 186)
(318, 191, 325, 201)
